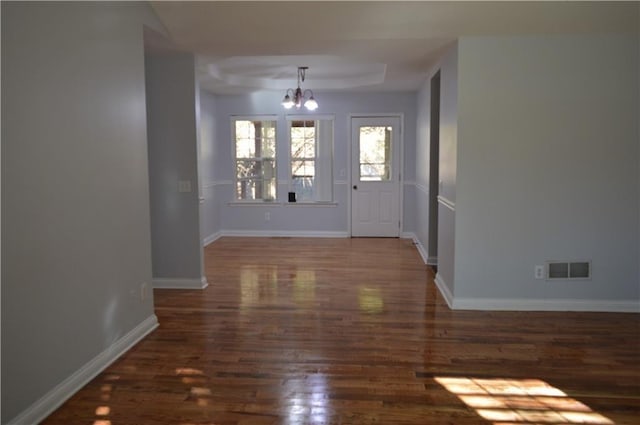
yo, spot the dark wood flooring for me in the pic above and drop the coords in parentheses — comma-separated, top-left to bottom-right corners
(43, 237, 640, 424)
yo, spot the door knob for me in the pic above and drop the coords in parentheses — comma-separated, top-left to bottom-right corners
(353, 185, 358, 190)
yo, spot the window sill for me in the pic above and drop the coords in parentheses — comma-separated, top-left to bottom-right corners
(227, 201, 282, 207)
(227, 201, 337, 207)
(284, 201, 338, 207)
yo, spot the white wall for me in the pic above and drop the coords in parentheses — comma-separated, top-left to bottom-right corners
(145, 49, 204, 284)
(1, 2, 164, 422)
(208, 91, 417, 236)
(454, 34, 639, 310)
(199, 91, 220, 243)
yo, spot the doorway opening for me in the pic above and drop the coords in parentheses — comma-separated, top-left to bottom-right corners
(427, 71, 441, 264)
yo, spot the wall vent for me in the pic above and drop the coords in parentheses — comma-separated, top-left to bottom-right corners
(546, 261, 591, 280)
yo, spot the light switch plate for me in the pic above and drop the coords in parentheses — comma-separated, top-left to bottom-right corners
(178, 180, 192, 193)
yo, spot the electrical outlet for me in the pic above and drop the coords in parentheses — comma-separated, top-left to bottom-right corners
(140, 282, 148, 301)
(265, 212, 270, 221)
(534, 265, 545, 280)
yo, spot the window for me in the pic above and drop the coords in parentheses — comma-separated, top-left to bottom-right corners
(359, 126, 392, 181)
(288, 117, 333, 202)
(233, 118, 277, 201)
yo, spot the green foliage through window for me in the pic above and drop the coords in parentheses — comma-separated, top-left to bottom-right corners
(233, 119, 277, 201)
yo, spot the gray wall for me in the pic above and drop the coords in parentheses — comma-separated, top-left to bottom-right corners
(415, 45, 459, 278)
(145, 49, 203, 280)
(415, 34, 639, 310)
(436, 46, 459, 297)
(206, 91, 417, 236)
(454, 34, 639, 306)
(199, 91, 221, 241)
(415, 81, 431, 253)
(1, 2, 164, 422)
(637, 5, 640, 300)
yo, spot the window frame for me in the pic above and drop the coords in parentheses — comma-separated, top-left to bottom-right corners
(231, 115, 278, 203)
(358, 125, 393, 182)
(287, 114, 335, 204)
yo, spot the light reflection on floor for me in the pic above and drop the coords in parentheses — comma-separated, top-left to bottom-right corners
(435, 377, 614, 424)
(293, 269, 316, 307)
(240, 265, 278, 308)
(239, 265, 319, 309)
(358, 287, 384, 314)
(283, 373, 330, 425)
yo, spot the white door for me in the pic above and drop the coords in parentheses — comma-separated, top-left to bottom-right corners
(351, 116, 401, 237)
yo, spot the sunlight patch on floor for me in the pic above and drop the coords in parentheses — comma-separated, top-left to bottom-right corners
(176, 367, 204, 376)
(95, 406, 110, 416)
(435, 377, 613, 424)
(93, 378, 115, 425)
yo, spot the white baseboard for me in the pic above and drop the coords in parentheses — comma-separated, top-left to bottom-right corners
(434, 273, 639, 312)
(434, 273, 454, 309)
(415, 242, 429, 265)
(152, 276, 209, 289)
(220, 230, 349, 238)
(7, 315, 158, 425)
(400, 232, 432, 266)
(201, 276, 210, 289)
(400, 231, 415, 240)
(399, 232, 438, 266)
(451, 297, 640, 312)
(203, 231, 222, 247)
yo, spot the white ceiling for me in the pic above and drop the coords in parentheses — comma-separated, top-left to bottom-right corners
(149, 1, 638, 94)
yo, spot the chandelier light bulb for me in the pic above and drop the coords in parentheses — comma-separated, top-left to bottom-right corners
(304, 96, 318, 111)
(282, 94, 294, 109)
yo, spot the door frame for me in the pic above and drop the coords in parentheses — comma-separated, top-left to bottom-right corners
(348, 113, 404, 237)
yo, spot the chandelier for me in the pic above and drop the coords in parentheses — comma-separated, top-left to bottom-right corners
(281, 66, 318, 111)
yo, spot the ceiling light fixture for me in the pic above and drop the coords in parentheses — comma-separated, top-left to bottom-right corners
(282, 66, 318, 111)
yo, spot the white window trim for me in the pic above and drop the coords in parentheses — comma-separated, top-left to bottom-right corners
(231, 115, 278, 203)
(286, 114, 335, 204)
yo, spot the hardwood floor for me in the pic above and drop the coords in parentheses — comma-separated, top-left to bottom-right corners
(44, 237, 640, 424)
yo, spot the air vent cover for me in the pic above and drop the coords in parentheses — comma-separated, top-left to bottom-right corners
(546, 261, 591, 280)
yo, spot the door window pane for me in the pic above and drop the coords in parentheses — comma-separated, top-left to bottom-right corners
(359, 126, 392, 181)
